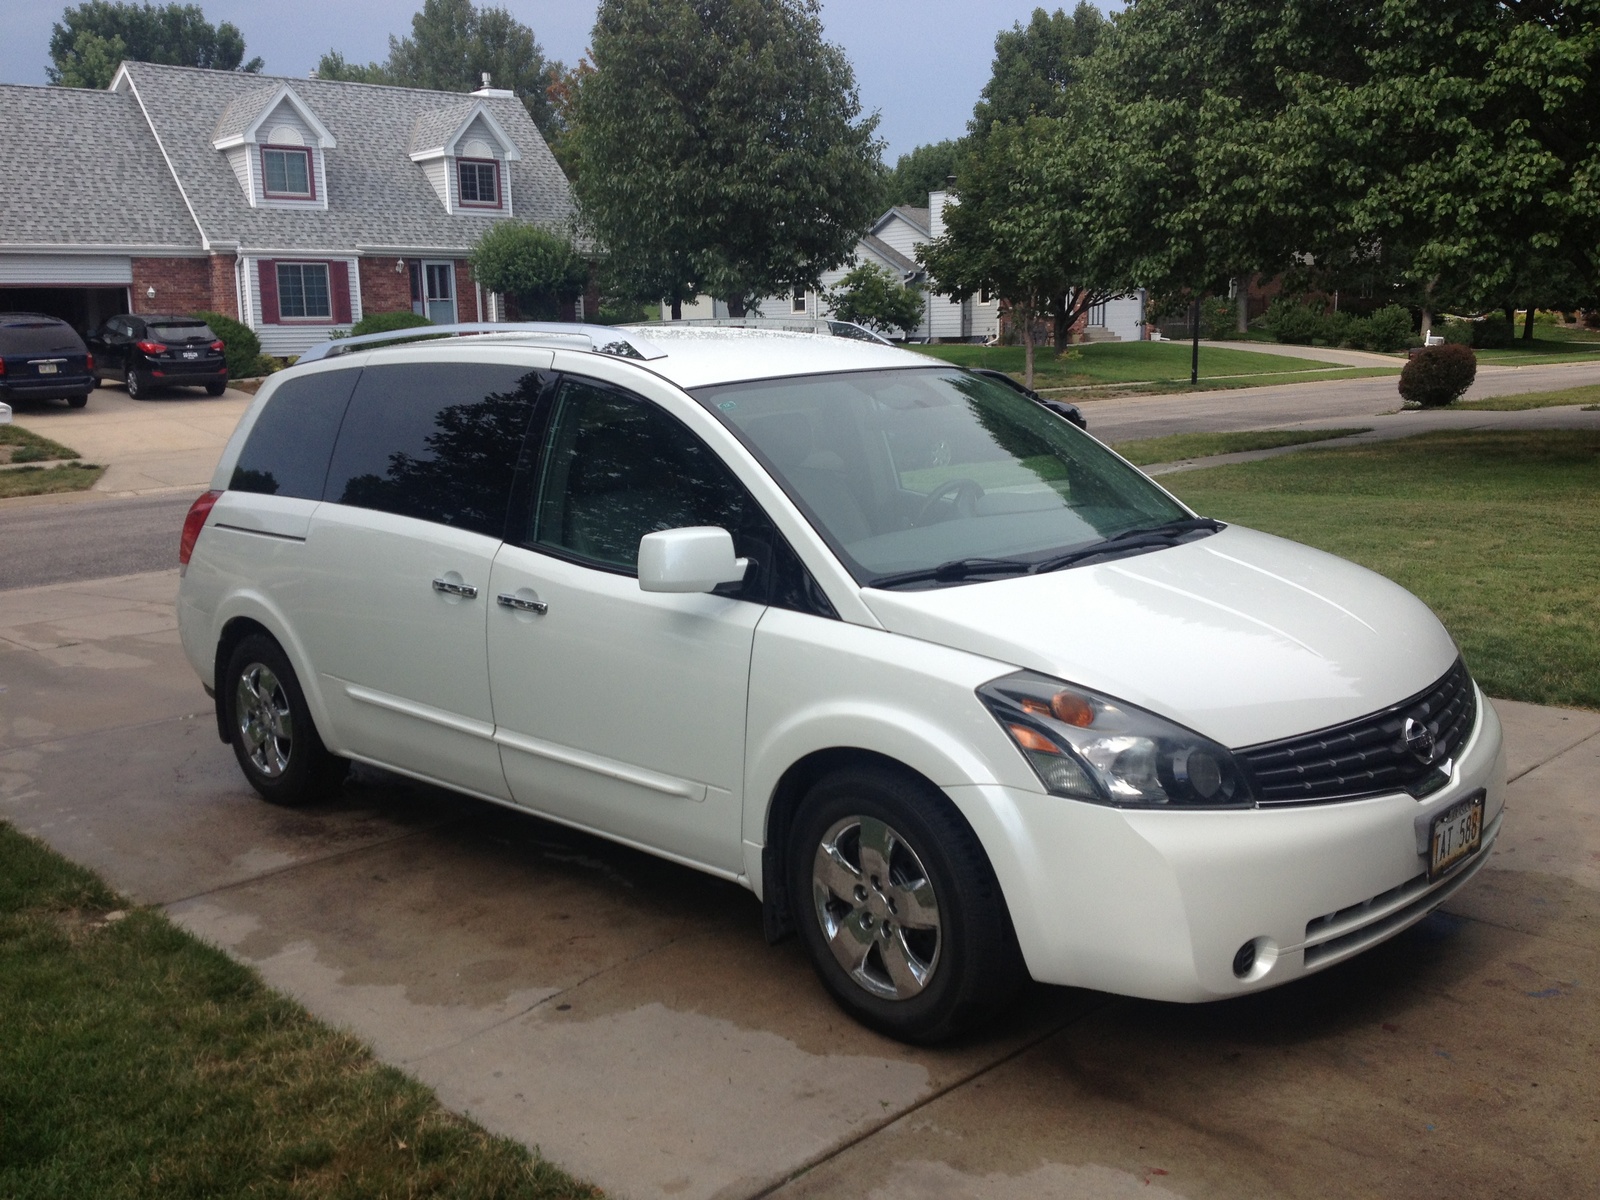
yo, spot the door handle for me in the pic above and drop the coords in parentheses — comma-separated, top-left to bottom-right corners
(497, 592, 548, 615)
(432, 577, 478, 599)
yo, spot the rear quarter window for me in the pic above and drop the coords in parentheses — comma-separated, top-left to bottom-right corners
(230, 369, 361, 499)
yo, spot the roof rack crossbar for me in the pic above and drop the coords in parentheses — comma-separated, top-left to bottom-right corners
(297, 322, 668, 363)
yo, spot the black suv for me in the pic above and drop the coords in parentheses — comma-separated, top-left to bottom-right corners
(0, 313, 96, 408)
(88, 314, 228, 398)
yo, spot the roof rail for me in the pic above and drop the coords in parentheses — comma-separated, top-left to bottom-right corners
(643, 316, 893, 346)
(296, 322, 668, 364)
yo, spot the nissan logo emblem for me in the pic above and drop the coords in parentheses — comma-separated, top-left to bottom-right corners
(1403, 717, 1438, 764)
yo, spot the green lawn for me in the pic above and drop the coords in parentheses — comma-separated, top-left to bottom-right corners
(0, 463, 104, 498)
(0, 822, 599, 1199)
(1469, 327, 1600, 366)
(911, 340, 1357, 389)
(1112, 428, 1372, 466)
(1166, 430, 1600, 710)
(0, 425, 81, 464)
(1451, 383, 1600, 411)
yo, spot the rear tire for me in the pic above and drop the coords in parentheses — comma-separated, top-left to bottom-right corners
(788, 763, 1025, 1043)
(65, 395, 88, 409)
(222, 634, 347, 805)
(205, 381, 226, 397)
(125, 370, 148, 399)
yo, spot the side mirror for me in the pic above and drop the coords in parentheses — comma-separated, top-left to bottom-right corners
(637, 527, 749, 593)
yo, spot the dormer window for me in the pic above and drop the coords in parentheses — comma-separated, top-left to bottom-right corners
(457, 159, 500, 207)
(262, 146, 313, 199)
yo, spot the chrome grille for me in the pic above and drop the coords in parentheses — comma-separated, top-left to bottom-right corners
(1239, 659, 1476, 805)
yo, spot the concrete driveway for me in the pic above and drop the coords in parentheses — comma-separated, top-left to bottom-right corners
(2, 570, 1597, 1199)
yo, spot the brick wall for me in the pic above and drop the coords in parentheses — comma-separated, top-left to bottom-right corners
(131, 256, 220, 317)
(359, 256, 414, 319)
(206, 255, 239, 320)
(453, 259, 479, 322)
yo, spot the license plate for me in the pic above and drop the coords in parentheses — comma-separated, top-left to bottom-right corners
(1429, 791, 1485, 879)
(37, 363, 57, 374)
(182, 351, 199, 359)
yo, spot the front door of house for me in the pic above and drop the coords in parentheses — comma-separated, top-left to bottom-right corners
(423, 261, 457, 325)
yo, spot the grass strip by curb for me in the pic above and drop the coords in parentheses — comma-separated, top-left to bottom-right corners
(1451, 383, 1600, 411)
(911, 340, 1354, 388)
(0, 425, 81, 463)
(1166, 429, 1600, 711)
(0, 463, 105, 498)
(1112, 428, 1373, 466)
(0, 821, 602, 1199)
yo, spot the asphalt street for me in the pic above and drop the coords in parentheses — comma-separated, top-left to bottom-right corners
(0, 491, 190, 590)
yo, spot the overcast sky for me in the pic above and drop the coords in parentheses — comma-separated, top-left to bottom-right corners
(0, 1, 1119, 162)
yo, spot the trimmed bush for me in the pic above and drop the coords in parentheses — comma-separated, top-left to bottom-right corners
(194, 311, 260, 380)
(1439, 319, 1474, 346)
(1469, 317, 1515, 348)
(1262, 299, 1323, 345)
(1399, 344, 1477, 408)
(1362, 304, 1415, 351)
(1199, 296, 1242, 340)
(350, 310, 432, 338)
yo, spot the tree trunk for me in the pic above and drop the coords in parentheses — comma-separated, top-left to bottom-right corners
(1190, 297, 1201, 385)
(1235, 276, 1249, 333)
(1503, 304, 1515, 330)
(1022, 306, 1036, 390)
(1420, 306, 1433, 341)
(670, 296, 682, 321)
(1523, 304, 1536, 340)
(727, 296, 747, 318)
(1052, 292, 1069, 350)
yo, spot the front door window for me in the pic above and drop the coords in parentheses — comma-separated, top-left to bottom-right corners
(424, 262, 456, 325)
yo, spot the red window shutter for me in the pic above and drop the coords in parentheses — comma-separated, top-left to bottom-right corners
(330, 261, 352, 325)
(257, 260, 279, 324)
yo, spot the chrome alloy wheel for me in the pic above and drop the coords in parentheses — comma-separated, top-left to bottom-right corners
(811, 816, 942, 1000)
(235, 662, 293, 778)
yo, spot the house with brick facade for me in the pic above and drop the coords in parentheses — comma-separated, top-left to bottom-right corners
(0, 63, 577, 356)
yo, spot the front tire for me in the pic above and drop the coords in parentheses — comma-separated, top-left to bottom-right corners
(788, 764, 1025, 1043)
(223, 634, 346, 805)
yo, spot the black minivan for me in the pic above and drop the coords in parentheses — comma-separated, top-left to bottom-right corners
(0, 313, 96, 408)
(88, 313, 228, 398)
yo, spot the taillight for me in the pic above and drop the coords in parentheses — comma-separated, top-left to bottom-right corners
(0, 358, 6, 375)
(86, 353, 95, 371)
(211, 340, 226, 352)
(180, 489, 223, 567)
(136, 340, 167, 355)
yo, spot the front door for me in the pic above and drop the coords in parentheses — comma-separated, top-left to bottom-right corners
(487, 376, 769, 874)
(297, 358, 550, 798)
(423, 261, 457, 325)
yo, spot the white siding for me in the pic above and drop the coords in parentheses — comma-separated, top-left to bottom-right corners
(1087, 293, 1146, 342)
(0, 254, 133, 284)
(249, 100, 328, 211)
(421, 158, 451, 213)
(872, 214, 927, 261)
(223, 145, 252, 199)
(243, 255, 361, 359)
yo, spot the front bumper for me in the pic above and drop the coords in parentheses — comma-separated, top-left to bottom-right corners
(948, 687, 1506, 1002)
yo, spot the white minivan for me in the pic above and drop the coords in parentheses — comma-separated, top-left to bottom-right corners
(176, 323, 1503, 1042)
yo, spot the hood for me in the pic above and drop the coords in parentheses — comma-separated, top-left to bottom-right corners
(859, 525, 1459, 748)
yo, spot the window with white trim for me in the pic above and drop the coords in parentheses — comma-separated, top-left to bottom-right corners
(791, 287, 807, 315)
(262, 146, 313, 198)
(277, 263, 331, 319)
(457, 159, 501, 207)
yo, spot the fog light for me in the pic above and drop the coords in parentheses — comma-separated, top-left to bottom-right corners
(1232, 940, 1256, 978)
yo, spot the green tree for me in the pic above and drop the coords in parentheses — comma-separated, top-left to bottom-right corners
(49, 2, 261, 88)
(885, 139, 966, 207)
(825, 263, 925, 336)
(470, 222, 588, 320)
(968, 3, 1106, 135)
(318, 0, 563, 136)
(573, 0, 883, 316)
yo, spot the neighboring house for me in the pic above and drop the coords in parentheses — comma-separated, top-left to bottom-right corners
(0, 63, 577, 356)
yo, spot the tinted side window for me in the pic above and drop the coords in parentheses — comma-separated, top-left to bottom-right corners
(324, 362, 544, 538)
(230, 369, 360, 499)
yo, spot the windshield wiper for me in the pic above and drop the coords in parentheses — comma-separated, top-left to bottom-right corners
(867, 557, 1034, 590)
(1029, 517, 1225, 575)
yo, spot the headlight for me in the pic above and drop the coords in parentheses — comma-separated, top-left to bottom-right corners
(977, 671, 1253, 808)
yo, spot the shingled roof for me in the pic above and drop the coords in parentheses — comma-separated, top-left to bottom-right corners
(115, 62, 576, 254)
(0, 84, 201, 251)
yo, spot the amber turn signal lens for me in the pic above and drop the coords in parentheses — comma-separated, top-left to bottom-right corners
(1050, 691, 1096, 727)
(1007, 724, 1062, 754)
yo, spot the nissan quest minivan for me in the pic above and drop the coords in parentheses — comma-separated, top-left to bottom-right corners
(176, 323, 1504, 1042)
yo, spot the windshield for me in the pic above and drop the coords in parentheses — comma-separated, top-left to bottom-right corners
(149, 322, 215, 342)
(692, 367, 1190, 586)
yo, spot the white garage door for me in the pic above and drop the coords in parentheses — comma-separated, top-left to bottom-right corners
(0, 255, 133, 286)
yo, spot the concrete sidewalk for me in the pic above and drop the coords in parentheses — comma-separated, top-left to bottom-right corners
(3, 569, 1597, 1199)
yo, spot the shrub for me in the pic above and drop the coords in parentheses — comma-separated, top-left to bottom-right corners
(350, 310, 432, 338)
(1439, 319, 1474, 346)
(1199, 296, 1241, 340)
(1469, 317, 1515, 348)
(470, 222, 587, 321)
(1398, 344, 1477, 407)
(194, 310, 260, 380)
(1262, 299, 1324, 345)
(1350, 304, 1414, 352)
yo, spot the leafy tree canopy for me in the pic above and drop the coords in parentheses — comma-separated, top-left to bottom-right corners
(49, 2, 261, 88)
(470, 222, 587, 321)
(968, 2, 1106, 135)
(573, 0, 884, 314)
(885, 139, 967, 208)
(825, 262, 925, 336)
(317, 0, 562, 136)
